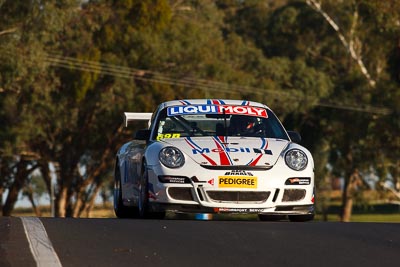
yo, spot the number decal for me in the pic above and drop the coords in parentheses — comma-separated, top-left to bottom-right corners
(156, 133, 181, 140)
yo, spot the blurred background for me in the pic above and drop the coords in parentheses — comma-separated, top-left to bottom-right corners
(0, 0, 399, 222)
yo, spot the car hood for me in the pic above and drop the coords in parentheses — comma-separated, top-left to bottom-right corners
(160, 136, 289, 167)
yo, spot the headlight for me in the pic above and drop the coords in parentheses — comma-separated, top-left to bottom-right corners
(285, 149, 308, 171)
(159, 147, 185, 168)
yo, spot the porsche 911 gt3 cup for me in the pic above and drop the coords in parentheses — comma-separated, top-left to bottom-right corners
(114, 99, 315, 221)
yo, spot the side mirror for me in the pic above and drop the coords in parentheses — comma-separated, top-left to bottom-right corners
(135, 129, 151, 140)
(287, 131, 301, 143)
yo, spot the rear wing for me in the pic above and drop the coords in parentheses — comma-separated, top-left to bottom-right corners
(124, 112, 153, 127)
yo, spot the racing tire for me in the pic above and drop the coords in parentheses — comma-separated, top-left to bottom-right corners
(258, 215, 286, 221)
(114, 164, 139, 218)
(288, 214, 315, 222)
(139, 162, 166, 220)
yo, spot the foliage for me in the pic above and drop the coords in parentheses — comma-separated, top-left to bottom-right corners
(0, 0, 398, 217)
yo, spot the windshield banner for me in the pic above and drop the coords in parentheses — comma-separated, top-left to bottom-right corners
(167, 105, 267, 118)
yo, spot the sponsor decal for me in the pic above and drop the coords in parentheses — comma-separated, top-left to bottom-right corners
(192, 147, 272, 155)
(246, 138, 269, 166)
(186, 136, 271, 167)
(156, 133, 181, 140)
(285, 177, 311, 185)
(253, 148, 273, 155)
(167, 105, 267, 118)
(208, 179, 214, 186)
(185, 137, 218, 166)
(214, 208, 265, 213)
(218, 176, 257, 188)
(159, 176, 188, 184)
(213, 136, 233, 165)
(224, 170, 253, 176)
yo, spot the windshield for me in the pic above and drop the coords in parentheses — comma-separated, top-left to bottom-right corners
(152, 105, 289, 141)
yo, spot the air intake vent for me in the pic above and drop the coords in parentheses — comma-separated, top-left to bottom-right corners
(282, 189, 306, 202)
(207, 191, 270, 203)
(168, 188, 194, 201)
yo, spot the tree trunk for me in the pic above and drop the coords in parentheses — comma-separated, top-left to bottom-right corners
(26, 186, 42, 217)
(2, 180, 24, 216)
(2, 160, 31, 216)
(56, 187, 68, 217)
(341, 175, 353, 222)
(74, 181, 100, 218)
(56, 126, 122, 217)
(55, 161, 77, 217)
(39, 161, 52, 196)
(341, 196, 353, 222)
(72, 196, 84, 218)
(341, 169, 362, 222)
(83, 181, 103, 218)
(72, 144, 116, 217)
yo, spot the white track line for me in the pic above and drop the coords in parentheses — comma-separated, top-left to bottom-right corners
(20, 217, 63, 267)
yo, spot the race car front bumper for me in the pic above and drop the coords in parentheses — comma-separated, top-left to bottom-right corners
(146, 164, 315, 216)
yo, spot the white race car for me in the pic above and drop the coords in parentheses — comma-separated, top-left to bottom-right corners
(114, 99, 315, 221)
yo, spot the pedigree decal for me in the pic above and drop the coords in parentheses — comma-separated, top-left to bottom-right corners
(167, 105, 268, 118)
(218, 176, 257, 189)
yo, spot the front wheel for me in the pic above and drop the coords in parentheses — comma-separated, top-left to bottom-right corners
(138, 162, 166, 219)
(114, 164, 139, 218)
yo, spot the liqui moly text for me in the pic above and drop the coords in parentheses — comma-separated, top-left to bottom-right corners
(167, 105, 268, 118)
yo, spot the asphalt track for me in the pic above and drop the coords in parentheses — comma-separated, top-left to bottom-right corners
(0, 216, 399, 267)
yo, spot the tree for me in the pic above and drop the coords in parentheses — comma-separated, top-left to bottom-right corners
(301, 0, 399, 221)
(219, 0, 399, 221)
(305, 0, 376, 87)
(0, 0, 62, 215)
(1, 0, 398, 219)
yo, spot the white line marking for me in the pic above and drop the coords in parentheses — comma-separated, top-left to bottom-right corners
(20, 217, 63, 267)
